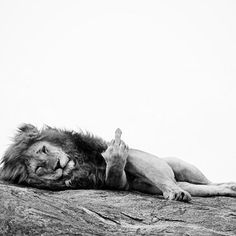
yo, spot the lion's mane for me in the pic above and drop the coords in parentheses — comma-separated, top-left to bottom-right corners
(0, 124, 108, 190)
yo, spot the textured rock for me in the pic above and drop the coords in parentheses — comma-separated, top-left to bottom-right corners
(0, 181, 236, 236)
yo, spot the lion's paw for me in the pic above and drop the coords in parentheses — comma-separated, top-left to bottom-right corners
(102, 139, 129, 168)
(224, 182, 236, 196)
(102, 128, 129, 169)
(163, 189, 192, 202)
(229, 183, 236, 192)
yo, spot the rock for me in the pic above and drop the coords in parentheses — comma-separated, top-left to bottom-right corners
(0, 181, 236, 236)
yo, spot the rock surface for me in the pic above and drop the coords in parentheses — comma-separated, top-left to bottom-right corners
(0, 181, 236, 236)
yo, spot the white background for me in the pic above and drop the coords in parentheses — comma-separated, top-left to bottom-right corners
(0, 1, 235, 183)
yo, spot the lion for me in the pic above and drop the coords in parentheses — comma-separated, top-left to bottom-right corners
(1, 124, 236, 202)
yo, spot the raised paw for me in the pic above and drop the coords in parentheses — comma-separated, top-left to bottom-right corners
(102, 128, 129, 169)
(163, 188, 192, 202)
(102, 139, 129, 167)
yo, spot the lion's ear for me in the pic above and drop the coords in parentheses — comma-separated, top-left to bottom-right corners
(18, 123, 38, 134)
(14, 124, 39, 142)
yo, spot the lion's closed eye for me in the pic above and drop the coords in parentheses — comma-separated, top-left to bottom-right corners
(41, 145, 48, 154)
(36, 145, 48, 154)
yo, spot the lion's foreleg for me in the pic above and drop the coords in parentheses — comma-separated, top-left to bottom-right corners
(102, 129, 129, 190)
(177, 182, 236, 197)
(104, 155, 128, 189)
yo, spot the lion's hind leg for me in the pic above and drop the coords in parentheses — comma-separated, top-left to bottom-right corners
(177, 182, 236, 197)
(127, 150, 192, 202)
(164, 157, 211, 185)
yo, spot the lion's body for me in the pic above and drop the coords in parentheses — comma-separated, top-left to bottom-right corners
(1, 124, 236, 202)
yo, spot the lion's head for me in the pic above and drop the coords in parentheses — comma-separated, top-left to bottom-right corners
(0, 124, 107, 190)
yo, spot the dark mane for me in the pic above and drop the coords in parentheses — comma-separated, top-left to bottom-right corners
(39, 126, 108, 163)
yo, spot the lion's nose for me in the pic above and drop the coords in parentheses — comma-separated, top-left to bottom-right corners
(59, 155, 69, 168)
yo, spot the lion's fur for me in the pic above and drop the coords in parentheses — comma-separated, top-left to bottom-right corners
(0, 124, 108, 190)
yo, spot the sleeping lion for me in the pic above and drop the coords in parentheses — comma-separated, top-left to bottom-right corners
(1, 124, 236, 202)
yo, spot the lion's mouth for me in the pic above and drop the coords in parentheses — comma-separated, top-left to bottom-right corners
(53, 158, 75, 176)
(54, 154, 75, 176)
